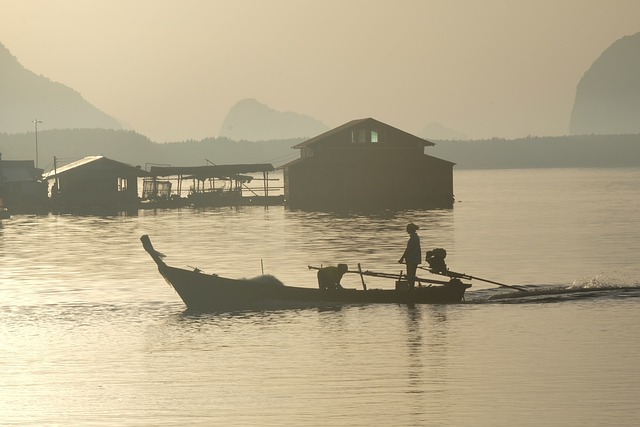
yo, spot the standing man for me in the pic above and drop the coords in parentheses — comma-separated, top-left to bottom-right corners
(398, 223, 421, 289)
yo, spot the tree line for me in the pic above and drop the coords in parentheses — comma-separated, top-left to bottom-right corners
(1, 129, 639, 172)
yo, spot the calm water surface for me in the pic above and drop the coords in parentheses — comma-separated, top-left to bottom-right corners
(1, 168, 639, 426)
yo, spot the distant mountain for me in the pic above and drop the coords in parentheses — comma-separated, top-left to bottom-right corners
(419, 122, 467, 141)
(218, 98, 329, 141)
(0, 42, 123, 134)
(570, 32, 640, 135)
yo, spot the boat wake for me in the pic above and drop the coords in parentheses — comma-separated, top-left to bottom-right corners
(466, 272, 640, 304)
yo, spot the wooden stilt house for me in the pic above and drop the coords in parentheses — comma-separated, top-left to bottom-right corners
(281, 118, 455, 209)
(44, 156, 149, 211)
(0, 153, 48, 212)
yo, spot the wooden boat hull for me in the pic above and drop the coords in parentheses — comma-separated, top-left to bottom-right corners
(142, 235, 470, 312)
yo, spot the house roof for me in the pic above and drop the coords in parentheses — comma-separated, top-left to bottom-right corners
(2, 168, 34, 183)
(1, 159, 37, 169)
(43, 156, 150, 179)
(0, 159, 42, 182)
(149, 163, 275, 180)
(277, 157, 306, 170)
(292, 118, 434, 149)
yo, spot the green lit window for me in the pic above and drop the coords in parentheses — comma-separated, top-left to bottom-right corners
(371, 130, 379, 143)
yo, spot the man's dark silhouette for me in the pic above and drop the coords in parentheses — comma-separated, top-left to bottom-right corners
(317, 264, 348, 290)
(398, 223, 422, 289)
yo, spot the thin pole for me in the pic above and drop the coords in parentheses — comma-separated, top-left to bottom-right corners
(419, 266, 526, 291)
(463, 274, 526, 292)
(53, 156, 59, 192)
(357, 263, 367, 290)
(33, 119, 42, 168)
(264, 171, 268, 197)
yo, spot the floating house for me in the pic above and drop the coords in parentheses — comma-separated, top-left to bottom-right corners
(281, 118, 455, 209)
(44, 156, 149, 211)
(144, 163, 283, 207)
(0, 153, 48, 212)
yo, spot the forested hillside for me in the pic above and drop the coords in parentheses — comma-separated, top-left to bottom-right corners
(0, 129, 300, 172)
(428, 134, 640, 169)
(2, 129, 639, 172)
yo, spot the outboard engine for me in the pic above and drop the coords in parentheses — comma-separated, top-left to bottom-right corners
(426, 248, 448, 273)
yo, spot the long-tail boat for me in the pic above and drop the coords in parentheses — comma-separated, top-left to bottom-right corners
(141, 235, 471, 312)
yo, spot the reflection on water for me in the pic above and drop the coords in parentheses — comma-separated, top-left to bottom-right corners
(1, 168, 640, 426)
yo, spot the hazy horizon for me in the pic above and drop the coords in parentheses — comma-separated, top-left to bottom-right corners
(1, 0, 639, 143)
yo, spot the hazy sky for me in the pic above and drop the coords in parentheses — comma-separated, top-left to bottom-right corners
(1, 0, 639, 142)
